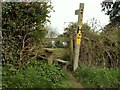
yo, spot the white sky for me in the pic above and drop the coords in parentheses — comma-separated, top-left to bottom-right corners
(48, 0, 110, 34)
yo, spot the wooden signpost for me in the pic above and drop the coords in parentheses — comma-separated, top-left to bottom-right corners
(73, 3, 84, 71)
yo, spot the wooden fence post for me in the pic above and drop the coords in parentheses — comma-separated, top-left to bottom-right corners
(69, 29, 74, 62)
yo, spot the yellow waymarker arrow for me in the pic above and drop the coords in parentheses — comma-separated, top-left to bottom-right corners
(76, 26, 82, 45)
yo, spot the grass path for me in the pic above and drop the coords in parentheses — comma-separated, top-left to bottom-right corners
(67, 71, 84, 88)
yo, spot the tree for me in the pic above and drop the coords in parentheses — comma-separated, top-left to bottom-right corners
(2, 2, 53, 68)
(87, 18, 103, 32)
(44, 26, 58, 48)
(46, 26, 58, 38)
(101, 0, 120, 25)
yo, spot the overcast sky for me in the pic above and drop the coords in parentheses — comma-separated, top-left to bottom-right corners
(48, 0, 110, 34)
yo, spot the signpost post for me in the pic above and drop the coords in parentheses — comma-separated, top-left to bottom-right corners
(73, 3, 84, 71)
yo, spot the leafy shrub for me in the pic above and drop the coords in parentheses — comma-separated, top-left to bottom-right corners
(2, 61, 71, 89)
(76, 65, 120, 88)
(2, 2, 53, 68)
(60, 54, 70, 61)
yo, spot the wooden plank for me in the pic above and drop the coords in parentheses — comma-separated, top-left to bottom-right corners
(69, 32, 74, 61)
(43, 48, 70, 53)
(56, 59, 69, 64)
(43, 48, 54, 52)
(56, 59, 70, 69)
(45, 37, 69, 41)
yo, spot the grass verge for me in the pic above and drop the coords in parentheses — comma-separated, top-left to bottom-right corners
(75, 65, 120, 88)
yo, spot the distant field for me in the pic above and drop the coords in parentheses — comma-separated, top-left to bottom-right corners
(42, 48, 70, 59)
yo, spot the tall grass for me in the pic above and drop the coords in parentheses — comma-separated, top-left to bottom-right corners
(76, 65, 120, 88)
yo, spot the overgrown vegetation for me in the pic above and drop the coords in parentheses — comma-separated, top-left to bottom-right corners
(1, 1, 120, 89)
(63, 22, 119, 68)
(61, 8, 119, 87)
(76, 65, 120, 88)
(2, 60, 71, 88)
